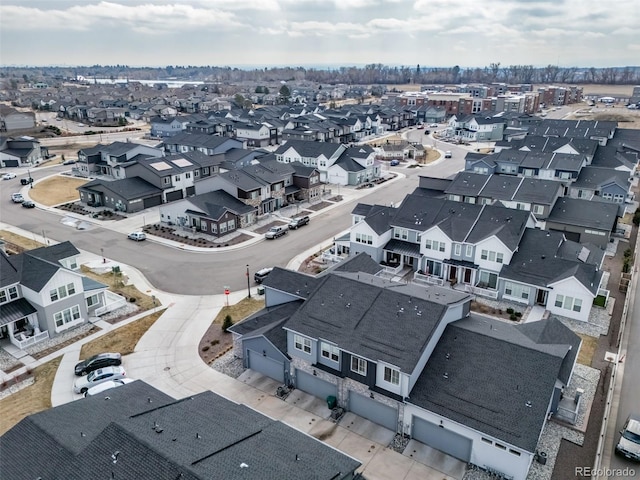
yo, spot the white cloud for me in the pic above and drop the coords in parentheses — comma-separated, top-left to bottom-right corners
(0, 2, 244, 32)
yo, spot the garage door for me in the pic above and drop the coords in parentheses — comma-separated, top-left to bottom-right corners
(295, 370, 337, 400)
(412, 417, 472, 462)
(247, 350, 284, 383)
(2, 160, 18, 167)
(349, 392, 398, 431)
(166, 190, 184, 202)
(143, 195, 162, 208)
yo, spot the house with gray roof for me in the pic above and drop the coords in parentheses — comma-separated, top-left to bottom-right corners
(162, 131, 244, 155)
(446, 114, 506, 142)
(230, 266, 578, 480)
(0, 241, 109, 349)
(0, 380, 361, 480)
(568, 165, 632, 206)
(498, 228, 605, 321)
(76, 141, 164, 178)
(445, 172, 564, 220)
(275, 140, 378, 186)
(0, 136, 48, 167)
(158, 189, 257, 235)
(545, 197, 619, 247)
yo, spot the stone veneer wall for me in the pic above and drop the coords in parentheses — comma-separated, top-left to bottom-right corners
(290, 357, 405, 433)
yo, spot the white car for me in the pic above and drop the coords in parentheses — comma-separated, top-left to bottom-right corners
(429, 123, 439, 128)
(73, 366, 126, 394)
(77, 123, 85, 127)
(127, 231, 146, 241)
(11, 193, 24, 203)
(2, 173, 16, 180)
(84, 378, 136, 397)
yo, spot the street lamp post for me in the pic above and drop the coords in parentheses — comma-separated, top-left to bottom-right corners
(246, 265, 251, 298)
(101, 248, 106, 264)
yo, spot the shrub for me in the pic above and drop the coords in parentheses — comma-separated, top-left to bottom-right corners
(129, 297, 136, 303)
(210, 339, 219, 346)
(634, 208, 640, 226)
(623, 261, 631, 273)
(510, 314, 518, 321)
(222, 315, 233, 332)
(201, 345, 210, 352)
(515, 311, 522, 318)
(624, 248, 633, 259)
(506, 307, 514, 315)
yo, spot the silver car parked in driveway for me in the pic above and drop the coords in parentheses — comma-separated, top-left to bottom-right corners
(73, 366, 126, 394)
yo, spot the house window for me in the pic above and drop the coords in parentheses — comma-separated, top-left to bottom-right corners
(201, 223, 208, 232)
(294, 334, 312, 354)
(185, 172, 191, 179)
(394, 228, 408, 240)
(465, 245, 473, 257)
(454, 244, 462, 256)
(67, 283, 76, 295)
(495, 443, 507, 451)
(504, 281, 529, 300)
(533, 205, 545, 215)
(0, 290, 6, 303)
(383, 366, 400, 385)
(481, 437, 493, 445)
(162, 177, 171, 185)
(555, 295, 582, 312)
(355, 233, 373, 245)
(54, 305, 81, 328)
(425, 259, 442, 277)
(50, 288, 59, 302)
(174, 175, 181, 181)
(321, 342, 340, 362)
(351, 356, 367, 376)
(228, 219, 235, 230)
(425, 239, 445, 252)
(8, 286, 18, 300)
(478, 271, 498, 289)
(86, 294, 100, 307)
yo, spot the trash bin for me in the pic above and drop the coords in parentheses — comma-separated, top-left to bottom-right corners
(536, 451, 547, 465)
(327, 395, 337, 410)
(257, 286, 265, 295)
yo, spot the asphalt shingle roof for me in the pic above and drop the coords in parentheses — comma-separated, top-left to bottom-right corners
(409, 315, 572, 452)
(80, 177, 163, 200)
(547, 197, 619, 231)
(285, 274, 451, 372)
(274, 139, 344, 159)
(1, 382, 361, 480)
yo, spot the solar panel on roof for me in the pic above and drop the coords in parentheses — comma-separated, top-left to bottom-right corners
(149, 161, 172, 171)
(171, 158, 193, 168)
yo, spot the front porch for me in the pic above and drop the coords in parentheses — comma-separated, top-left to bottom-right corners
(0, 299, 49, 350)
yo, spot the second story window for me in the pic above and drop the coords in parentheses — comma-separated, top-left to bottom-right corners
(465, 245, 473, 257)
(454, 244, 462, 256)
(321, 343, 340, 362)
(384, 366, 400, 385)
(294, 334, 312, 354)
(50, 283, 76, 302)
(394, 228, 408, 240)
(351, 356, 367, 376)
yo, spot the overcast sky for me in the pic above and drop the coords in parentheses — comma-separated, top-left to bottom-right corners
(1, 0, 638, 68)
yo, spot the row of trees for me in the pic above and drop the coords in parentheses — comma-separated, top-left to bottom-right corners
(2, 63, 640, 86)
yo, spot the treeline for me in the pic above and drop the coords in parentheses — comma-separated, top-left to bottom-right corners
(2, 63, 639, 86)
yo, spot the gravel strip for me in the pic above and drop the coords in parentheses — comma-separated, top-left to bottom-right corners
(22, 323, 96, 356)
(0, 377, 35, 400)
(0, 349, 20, 372)
(210, 351, 246, 379)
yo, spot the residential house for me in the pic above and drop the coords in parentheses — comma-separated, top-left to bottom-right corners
(446, 114, 506, 142)
(0, 105, 35, 132)
(526, 119, 616, 146)
(162, 131, 244, 155)
(569, 166, 633, 206)
(78, 177, 163, 212)
(0, 381, 361, 480)
(0, 136, 48, 167)
(159, 189, 257, 233)
(544, 197, 619, 247)
(230, 265, 580, 480)
(498, 228, 605, 322)
(444, 172, 564, 220)
(150, 116, 185, 138)
(76, 142, 164, 178)
(0, 242, 109, 349)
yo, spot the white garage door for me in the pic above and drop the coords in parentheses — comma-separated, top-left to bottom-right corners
(412, 416, 472, 462)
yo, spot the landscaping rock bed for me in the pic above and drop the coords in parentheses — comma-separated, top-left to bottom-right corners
(142, 224, 251, 247)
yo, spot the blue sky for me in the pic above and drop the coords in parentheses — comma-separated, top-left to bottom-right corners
(1, 0, 638, 68)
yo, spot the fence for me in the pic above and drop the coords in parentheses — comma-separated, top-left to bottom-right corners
(94, 291, 128, 316)
(13, 330, 49, 350)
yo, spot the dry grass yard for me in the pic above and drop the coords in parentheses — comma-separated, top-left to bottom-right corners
(29, 175, 87, 206)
